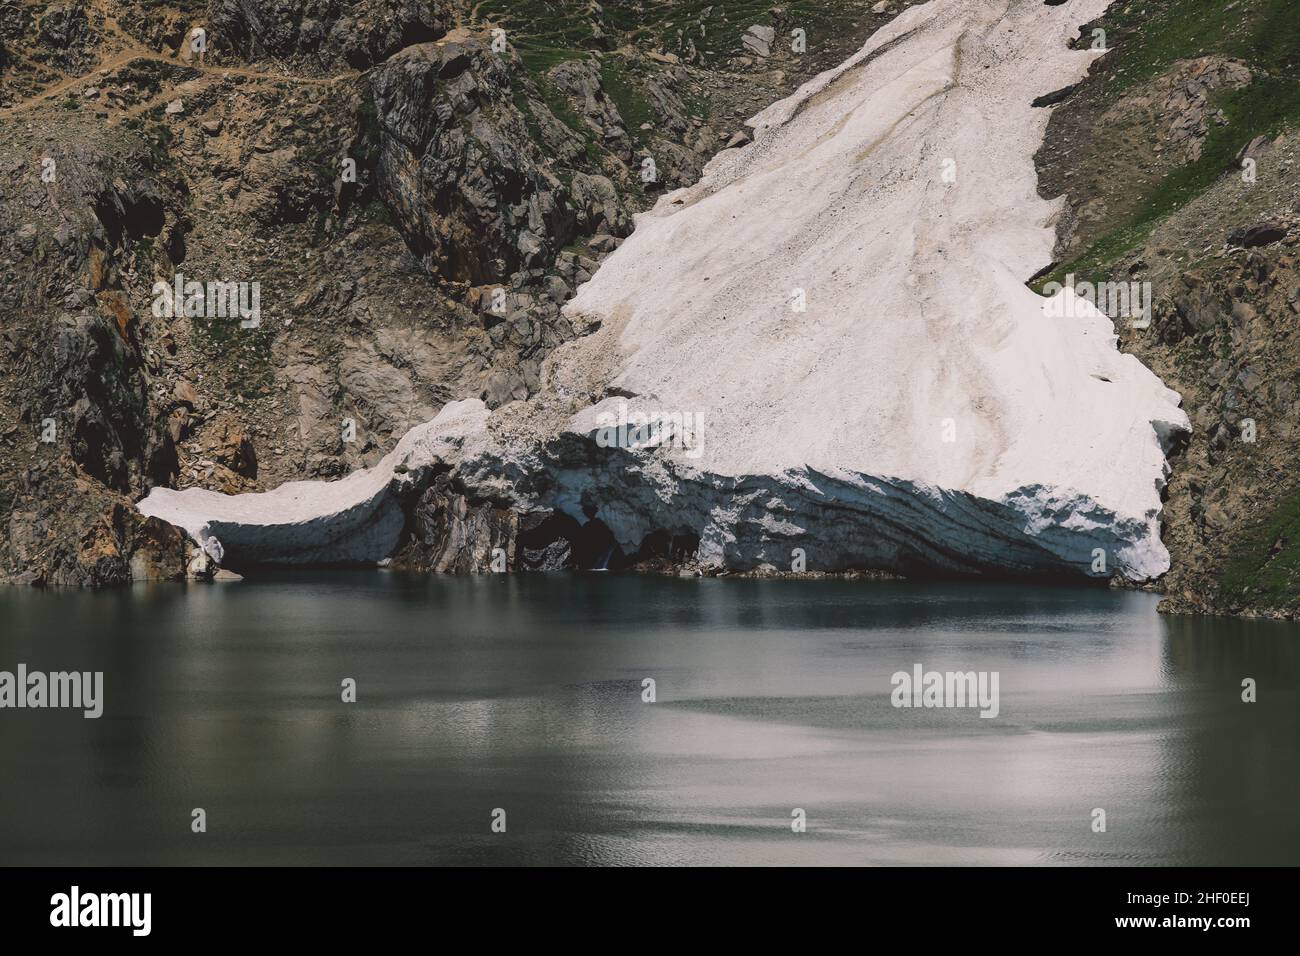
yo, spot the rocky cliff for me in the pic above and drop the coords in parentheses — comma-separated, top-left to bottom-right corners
(2, 0, 889, 584)
(1033, 0, 1300, 616)
(4, 0, 1300, 618)
(138, 0, 1193, 583)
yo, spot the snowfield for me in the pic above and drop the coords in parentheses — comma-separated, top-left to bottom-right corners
(139, 0, 1190, 580)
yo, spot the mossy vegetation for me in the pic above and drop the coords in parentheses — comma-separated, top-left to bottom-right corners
(598, 57, 653, 144)
(192, 312, 276, 400)
(1095, 0, 1300, 95)
(136, 119, 174, 171)
(529, 76, 586, 138)
(467, 0, 880, 183)
(474, 0, 867, 75)
(1219, 487, 1300, 608)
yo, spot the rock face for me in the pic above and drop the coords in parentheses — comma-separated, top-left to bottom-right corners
(0, 115, 194, 585)
(8, 469, 189, 588)
(1030, 0, 1300, 617)
(390, 475, 518, 574)
(5, 0, 896, 588)
(369, 37, 576, 285)
(136, 0, 1190, 583)
(1160, 57, 1251, 162)
(209, 0, 452, 69)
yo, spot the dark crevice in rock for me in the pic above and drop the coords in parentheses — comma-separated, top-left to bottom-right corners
(1031, 83, 1078, 108)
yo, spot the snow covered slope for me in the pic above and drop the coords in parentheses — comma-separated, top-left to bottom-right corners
(138, 0, 1190, 580)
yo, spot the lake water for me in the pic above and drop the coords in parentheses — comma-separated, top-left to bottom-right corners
(0, 572, 1296, 866)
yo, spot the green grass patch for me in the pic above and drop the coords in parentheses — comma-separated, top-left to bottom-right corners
(1037, 0, 1300, 288)
(599, 57, 654, 136)
(474, 0, 868, 73)
(1218, 486, 1300, 607)
(532, 74, 589, 137)
(1039, 75, 1300, 289)
(513, 41, 589, 75)
(192, 316, 276, 399)
(1137, 73, 1300, 212)
(1094, 0, 1300, 96)
(138, 119, 175, 172)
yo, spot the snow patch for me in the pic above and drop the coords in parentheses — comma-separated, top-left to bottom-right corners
(137, 0, 1189, 581)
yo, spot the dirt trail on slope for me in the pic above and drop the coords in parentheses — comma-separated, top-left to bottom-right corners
(0, 12, 358, 123)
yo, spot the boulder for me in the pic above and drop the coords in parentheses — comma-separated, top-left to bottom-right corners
(1228, 222, 1288, 248)
(569, 173, 630, 237)
(199, 413, 258, 478)
(743, 25, 775, 57)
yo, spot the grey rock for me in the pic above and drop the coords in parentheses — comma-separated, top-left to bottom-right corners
(15, 223, 38, 254)
(743, 25, 775, 57)
(393, 483, 517, 573)
(570, 172, 630, 237)
(1228, 222, 1288, 248)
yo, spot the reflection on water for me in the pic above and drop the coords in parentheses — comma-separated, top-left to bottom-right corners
(0, 573, 1296, 865)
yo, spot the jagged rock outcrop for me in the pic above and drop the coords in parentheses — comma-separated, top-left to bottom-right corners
(208, 0, 452, 69)
(569, 172, 631, 238)
(389, 474, 518, 573)
(34, 3, 97, 73)
(548, 59, 633, 161)
(0, 117, 185, 584)
(7, 465, 189, 587)
(1128, 196, 1300, 616)
(368, 36, 577, 284)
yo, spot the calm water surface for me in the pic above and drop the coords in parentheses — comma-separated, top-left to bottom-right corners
(1, 573, 1297, 865)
